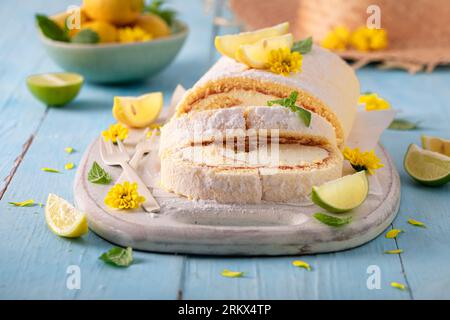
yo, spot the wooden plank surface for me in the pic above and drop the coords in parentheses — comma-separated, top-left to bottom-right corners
(0, 0, 449, 300)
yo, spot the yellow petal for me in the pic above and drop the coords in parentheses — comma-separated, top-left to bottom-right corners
(9, 199, 35, 207)
(385, 229, 403, 239)
(221, 269, 244, 278)
(292, 260, 312, 271)
(407, 218, 426, 228)
(64, 147, 74, 154)
(65, 162, 75, 170)
(391, 282, 407, 290)
(384, 249, 403, 254)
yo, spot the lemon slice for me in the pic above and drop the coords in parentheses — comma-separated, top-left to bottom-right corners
(45, 194, 88, 238)
(215, 22, 289, 59)
(236, 33, 294, 68)
(113, 92, 163, 128)
(404, 144, 450, 186)
(27, 73, 83, 107)
(421, 135, 450, 157)
(311, 171, 369, 213)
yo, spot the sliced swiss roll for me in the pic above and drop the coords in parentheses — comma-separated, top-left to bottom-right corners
(175, 46, 360, 148)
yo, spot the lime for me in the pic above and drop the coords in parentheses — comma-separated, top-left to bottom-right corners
(311, 171, 369, 213)
(421, 135, 450, 157)
(27, 72, 83, 107)
(404, 144, 450, 186)
(45, 193, 88, 238)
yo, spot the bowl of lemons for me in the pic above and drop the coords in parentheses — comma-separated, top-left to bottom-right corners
(37, 0, 188, 84)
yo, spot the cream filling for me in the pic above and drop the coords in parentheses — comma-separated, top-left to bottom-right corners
(179, 143, 329, 168)
(192, 90, 278, 110)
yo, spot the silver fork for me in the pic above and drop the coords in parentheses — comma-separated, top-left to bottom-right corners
(100, 137, 160, 213)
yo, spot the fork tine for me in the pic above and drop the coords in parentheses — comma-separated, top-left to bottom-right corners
(148, 129, 158, 144)
(116, 138, 127, 154)
(100, 138, 108, 158)
(106, 139, 114, 154)
(141, 128, 150, 142)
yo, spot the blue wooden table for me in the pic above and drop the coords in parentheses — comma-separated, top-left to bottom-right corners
(0, 0, 449, 300)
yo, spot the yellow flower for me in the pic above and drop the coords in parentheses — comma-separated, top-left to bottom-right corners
(104, 181, 146, 210)
(343, 147, 384, 175)
(267, 47, 302, 76)
(321, 26, 351, 51)
(358, 93, 390, 111)
(118, 26, 153, 43)
(102, 123, 128, 143)
(146, 123, 162, 138)
(350, 27, 388, 51)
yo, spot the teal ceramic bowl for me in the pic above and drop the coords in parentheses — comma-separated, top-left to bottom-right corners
(39, 21, 188, 84)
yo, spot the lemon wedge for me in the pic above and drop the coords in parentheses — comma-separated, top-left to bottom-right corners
(421, 135, 450, 157)
(236, 33, 294, 68)
(45, 194, 88, 238)
(215, 22, 289, 59)
(113, 92, 163, 128)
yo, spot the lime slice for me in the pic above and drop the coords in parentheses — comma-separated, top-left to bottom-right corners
(27, 73, 83, 107)
(311, 171, 369, 213)
(421, 135, 450, 157)
(45, 193, 88, 238)
(404, 144, 450, 186)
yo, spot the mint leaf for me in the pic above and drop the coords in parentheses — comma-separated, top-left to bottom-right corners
(267, 91, 311, 127)
(99, 247, 133, 267)
(88, 161, 112, 184)
(35, 14, 69, 42)
(292, 36, 313, 54)
(296, 108, 312, 127)
(145, 0, 177, 26)
(313, 213, 352, 227)
(388, 119, 419, 131)
(71, 29, 100, 44)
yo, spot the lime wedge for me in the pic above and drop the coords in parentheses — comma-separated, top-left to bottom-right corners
(311, 171, 369, 213)
(404, 144, 450, 186)
(421, 135, 450, 157)
(27, 72, 83, 107)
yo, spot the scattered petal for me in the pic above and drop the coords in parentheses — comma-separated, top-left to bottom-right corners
(390, 282, 407, 291)
(292, 260, 312, 271)
(221, 269, 244, 278)
(407, 218, 426, 228)
(41, 167, 60, 173)
(8, 199, 35, 207)
(65, 162, 75, 170)
(385, 229, 403, 239)
(64, 147, 74, 154)
(384, 249, 403, 254)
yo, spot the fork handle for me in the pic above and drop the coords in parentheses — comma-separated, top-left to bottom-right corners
(120, 161, 160, 213)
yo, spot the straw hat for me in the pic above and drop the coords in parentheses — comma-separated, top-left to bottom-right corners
(229, 0, 450, 73)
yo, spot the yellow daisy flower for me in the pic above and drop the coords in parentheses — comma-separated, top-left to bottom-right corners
(358, 93, 390, 111)
(343, 147, 384, 175)
(102, 123, 128, 143)
(267, 47, 303, 76)
(321, 26, 351, 51)
(118, 26, 153, 43)
(350, 27, 388, 52)
(104, 181, 146, 210)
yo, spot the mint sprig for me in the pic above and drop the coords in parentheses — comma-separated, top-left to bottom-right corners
(71, 29, 100, 44)
(313, 213, 352, 227)
(35, 14, 70, 42)
(267, 91, 312, 127)
(292, 36, 313, 54)
(145, 0, 177, 26)
(88, 161, 112, 185)
(99, 247, 133, 267)
(388, 119, 419, 131)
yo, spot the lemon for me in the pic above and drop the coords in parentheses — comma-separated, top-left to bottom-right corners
(27, 73, 83, 107)
(311, 171, 369, 213)
(421, 135, 450, 157)
(83, 0, 144, 26)
(215, 22, 289, 59)
(113, 92, 163, 128)
(45, 194, 88, 238)
(135, 13, 171, 38)
(404, 144, 450, 186)
(80, 21, 117, 43)
(236, 33, 294, 68)
(51, 9, 90, 37)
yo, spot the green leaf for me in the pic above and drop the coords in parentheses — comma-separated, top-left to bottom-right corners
(41, 167, 60, 173)
(296, 108, 312, 127)
(71, 29, 100, 44)
(384, 249, 403, 254)
(388, 119, 419, 131)
(9, 199, 36, 207)
(145, 0, 177, 26)
(221, 269, 244, 278)
(313, 213, 352, 227)
(267, 91, 311, 127)
(35, 14, 69, 42)
(87, 161, 112, 184)
(99, 247, 133, 267)
(292, 36, 313, 54)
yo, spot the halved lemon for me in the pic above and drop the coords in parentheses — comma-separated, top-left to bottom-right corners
(404, 144, 450, 186)
(311, 171, 369, 213)
(421, 135, 450, 157)
(215, 22, 289, 59)
(27, 73, 83, 107)
(45, 194, 88, 238)
(236, 33, 294, 68)
(113, 92, 163, 128)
